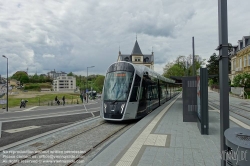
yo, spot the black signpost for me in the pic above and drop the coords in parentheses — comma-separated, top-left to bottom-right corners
(196, 68, 208, 135)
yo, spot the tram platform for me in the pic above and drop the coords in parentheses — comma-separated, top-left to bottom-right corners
(86, 93, 248, 166)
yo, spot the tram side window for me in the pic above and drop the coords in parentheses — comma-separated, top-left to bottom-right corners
(140, 78, 147, 100)
(161, 86, 166, 98)
(153, 85, 158, 99)
(147, 85, 152, 100)
(129, 74, 141, 102)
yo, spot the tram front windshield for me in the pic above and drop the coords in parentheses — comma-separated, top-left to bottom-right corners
(103, 71, 133, 101)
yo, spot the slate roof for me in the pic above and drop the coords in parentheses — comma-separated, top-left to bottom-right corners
(131, 40, 143, 55)
(118, 40, 153, 63)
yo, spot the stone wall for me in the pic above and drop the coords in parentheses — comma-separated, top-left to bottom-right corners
(231, 87, 244, 95)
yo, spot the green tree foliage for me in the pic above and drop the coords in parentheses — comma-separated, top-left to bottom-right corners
(12, 71, 28, 81)
(206, 53, 219, 83)
(67, 72, 74, 76)
(76, 75, 86, 91)
(163, 64, 185, 78)
(20, 75, 29, 83)
(163, 55, 205, 78)
(29, 74, 52, 83)
(232, 73, 250, 88)
(208, 79, 214, 86)
(75, 74, 105, 93)
(206, 53, 231, 84)
(93, 75, 105, 92)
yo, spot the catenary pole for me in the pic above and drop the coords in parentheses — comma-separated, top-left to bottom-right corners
(192, 37, 195, 76)
(217, 1, 229, 165)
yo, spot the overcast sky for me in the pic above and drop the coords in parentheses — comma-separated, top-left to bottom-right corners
(0, 0, 249, 77)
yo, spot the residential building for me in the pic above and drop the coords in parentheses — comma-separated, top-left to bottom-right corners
(47, 69, 67, 80)
(230, 36, 250, 81)
(53, 75, 76, 92)
(117, 40, 154, 70)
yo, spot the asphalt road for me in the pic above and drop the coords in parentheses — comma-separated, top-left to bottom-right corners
(0, 100, 101, 148)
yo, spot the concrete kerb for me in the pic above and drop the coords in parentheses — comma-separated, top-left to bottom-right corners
(0, 116, 100, 152)
(0, 102, 98, 114)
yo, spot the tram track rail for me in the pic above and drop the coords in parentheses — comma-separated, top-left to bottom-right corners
(66, 124, 131, 166)
(208, 100, 250, 121)
(6, 122, 107, 166)
(5, 121, 132, 166)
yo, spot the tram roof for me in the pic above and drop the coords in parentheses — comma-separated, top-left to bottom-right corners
(116, 61, 175, 83)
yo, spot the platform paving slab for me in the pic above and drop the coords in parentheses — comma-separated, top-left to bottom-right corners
(86, 94, 241, 166)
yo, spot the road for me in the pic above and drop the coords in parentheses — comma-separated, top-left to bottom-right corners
(0, 100, 101, 148)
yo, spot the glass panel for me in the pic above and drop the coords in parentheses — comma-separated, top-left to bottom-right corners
(129, 74, 141, 102)
(103, 71, 133, 101)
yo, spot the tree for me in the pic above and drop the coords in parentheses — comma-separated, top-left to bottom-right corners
(163, 55, 205, 78)
(67, 72, 74, 76)
(206, 53, 231, 84)
(206, 53, 219, 83)
(20, 75, 29, 84)
(12, 71, 28, 81)
(93, 75, 105, 92)
(163, 64, 185, 78)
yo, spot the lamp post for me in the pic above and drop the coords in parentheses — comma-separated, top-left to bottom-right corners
(2, 55, 8, 112)
(86, 66, 95, 103)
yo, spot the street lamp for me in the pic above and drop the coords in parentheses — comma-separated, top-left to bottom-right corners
(2, 55, 8, 112)
(86, 66, 95, 103)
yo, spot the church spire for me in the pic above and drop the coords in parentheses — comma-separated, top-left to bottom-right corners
(131, 39, 142, 55)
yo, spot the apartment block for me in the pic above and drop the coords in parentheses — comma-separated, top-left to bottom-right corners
(53, 75, 76, 92)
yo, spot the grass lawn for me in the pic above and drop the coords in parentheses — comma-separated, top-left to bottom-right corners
(7, 92, 81, 108)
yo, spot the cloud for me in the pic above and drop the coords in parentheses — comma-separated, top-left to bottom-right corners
(42, 54, 55, 58)
(0, 0, 249, 78)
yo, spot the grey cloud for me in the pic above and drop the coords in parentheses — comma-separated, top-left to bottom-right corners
(0, 0, 250, 77)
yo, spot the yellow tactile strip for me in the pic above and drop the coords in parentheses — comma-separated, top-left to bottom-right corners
(116, 95, 180, 166)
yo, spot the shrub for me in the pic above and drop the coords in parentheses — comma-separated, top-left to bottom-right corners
(23, 83, 52, 91)
(233, 72, 250, 88)
(208, 79, 214, 86)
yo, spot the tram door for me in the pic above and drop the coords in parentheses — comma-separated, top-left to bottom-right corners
(127, 74, 141, 118)
(137, 77, 148, 116)
(147, 84, 152, 113)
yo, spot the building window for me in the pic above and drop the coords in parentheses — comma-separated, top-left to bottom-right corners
(135, 58, 140, 62)
(239, 58, 242, 69)
(248, 55, 250, 66)
(244, 56, 247, 67)
(124, 57, 129, 61)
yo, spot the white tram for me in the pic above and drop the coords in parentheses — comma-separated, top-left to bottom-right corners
(100, 61, 179, 121)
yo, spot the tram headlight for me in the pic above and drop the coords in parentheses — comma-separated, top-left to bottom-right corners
(121, 104, 125, 114)
(104, 103, 107, 113)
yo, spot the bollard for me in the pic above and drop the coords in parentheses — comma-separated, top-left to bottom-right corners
(0, 121, 2, 138)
